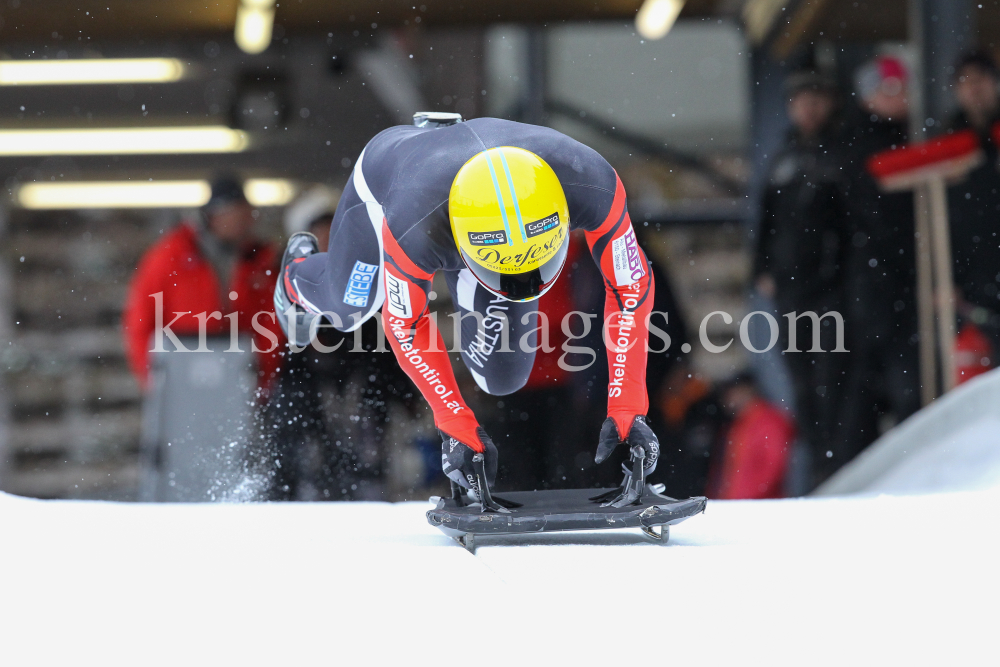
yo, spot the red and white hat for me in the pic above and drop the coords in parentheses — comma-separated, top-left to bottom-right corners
(855, 55, 909, 99)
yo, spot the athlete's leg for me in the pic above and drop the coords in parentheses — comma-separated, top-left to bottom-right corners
(283, 176, 384, 332)
(443, 269, 538, 396)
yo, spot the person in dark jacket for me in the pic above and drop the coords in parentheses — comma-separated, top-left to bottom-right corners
(945, 51, 1000, 357)
(753, 69, 846, 486)
(830, 56, 921, 484)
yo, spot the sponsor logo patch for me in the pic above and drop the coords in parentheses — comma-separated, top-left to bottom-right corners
(472, 225, 566, 274)
(342, 260, 379, 308)
(611, 225, 645, 286)
(524, 212, 560, 238)
(468, 230, 508, 246)
(385, 272, 412, 319)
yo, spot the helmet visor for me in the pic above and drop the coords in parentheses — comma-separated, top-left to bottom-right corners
(460, 239, 568, 302)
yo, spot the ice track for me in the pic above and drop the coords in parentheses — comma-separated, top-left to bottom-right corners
(2, 486, 998, 666)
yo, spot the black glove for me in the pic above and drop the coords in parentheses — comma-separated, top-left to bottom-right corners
(594, 415, 659, 474)
(440, 427, 498, 492)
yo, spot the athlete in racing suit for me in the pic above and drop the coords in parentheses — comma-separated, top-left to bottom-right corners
(275, 118, 659, 495)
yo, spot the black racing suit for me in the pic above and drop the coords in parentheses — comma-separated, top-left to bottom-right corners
(283, 118, 656, 463)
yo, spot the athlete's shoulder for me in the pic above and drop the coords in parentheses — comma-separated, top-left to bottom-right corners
(465, 118, 613, 173)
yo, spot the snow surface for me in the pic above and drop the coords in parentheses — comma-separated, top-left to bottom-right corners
(2, 488, 998, 665)
(818, 367, 1000, 496)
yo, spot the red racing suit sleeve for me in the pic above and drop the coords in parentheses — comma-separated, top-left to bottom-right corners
(583, 174, 655, 439)
(380, 223, 485, 452)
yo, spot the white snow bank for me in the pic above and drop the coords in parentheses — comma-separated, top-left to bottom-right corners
(818, 367, 1000, 495)
(2, 488, 998, 666)
(869, 418, 1000, 493)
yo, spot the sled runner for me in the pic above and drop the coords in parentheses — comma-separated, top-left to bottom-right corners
(426, 446, 706, 553)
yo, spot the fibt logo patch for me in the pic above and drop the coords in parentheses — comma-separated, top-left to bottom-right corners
(385, 271, 412, 319)
(611, 225, 645, 286)
(342, 260, 379, 308)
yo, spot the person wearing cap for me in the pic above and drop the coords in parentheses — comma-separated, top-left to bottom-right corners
(944, 51, 1000, 361)
(273, 118, 661, 495)
(831, 56, 921, 483)
(122, 176, 283, 389)
(753, 69, 846, 482)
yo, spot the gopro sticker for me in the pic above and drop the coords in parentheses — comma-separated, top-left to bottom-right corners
(468, 230, 508, 246)
(524, 212, 560, 238)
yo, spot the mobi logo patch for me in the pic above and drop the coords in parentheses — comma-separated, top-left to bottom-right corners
(342, 260, 379, 308)
(385, 272, 412, 319)
(468, 230, 508, 246)
(611, 225, 645, 286)
(524, 212, 560, 238)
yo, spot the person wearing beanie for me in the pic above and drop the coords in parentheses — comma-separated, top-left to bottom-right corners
(753, 69, 846, 488)
(945, 50, 1000, 373)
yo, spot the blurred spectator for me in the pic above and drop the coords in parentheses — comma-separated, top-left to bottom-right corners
(283, 184, 340, 249)
(946, 50, 1000, 371)
(262, 186, 414, 500)
(656, 363, 726, 499)
(831, 56, 921, 483)
(753, 69, 846, 486)
(954, 315, 994, 385)
(707, 374, 795, 500)
(122, 176, 283, 389)
(948, 51, 1000, 135)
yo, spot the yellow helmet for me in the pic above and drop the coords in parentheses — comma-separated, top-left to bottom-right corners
(449, 147, 569, 302)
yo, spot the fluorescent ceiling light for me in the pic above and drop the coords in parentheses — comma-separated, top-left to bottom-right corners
(17, 181, 212, 209)
(636, 0, 686, 40)
(244, 179, 297, 206)
(16, 178, 298, 209)
(0, 58, 185, 86)
(0, 126, 249, 156)
(235, 0, 277, 55)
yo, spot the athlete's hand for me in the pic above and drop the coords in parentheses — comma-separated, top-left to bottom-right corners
(440, 427, 498, 492)
(595, 415, 659, 474)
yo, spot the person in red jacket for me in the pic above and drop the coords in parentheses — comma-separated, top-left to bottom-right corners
(709, 375, 796, 500)
(122, 177, 283, 390)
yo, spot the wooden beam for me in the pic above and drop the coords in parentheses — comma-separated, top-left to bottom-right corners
(742, 0, 788, 45)
(769, 0, 832, 60)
